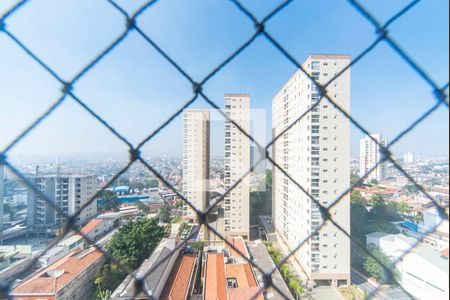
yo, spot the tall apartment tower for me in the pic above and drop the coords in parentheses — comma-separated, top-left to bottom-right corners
(224, 94, 250, 239)
(359, 134, 388, 182)
(27, 174, 97, 233)
(272, 55, 351, 287)
(182, 109, 210, 223)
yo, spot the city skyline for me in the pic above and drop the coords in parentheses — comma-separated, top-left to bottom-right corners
(0, 1, 448, 299)
(0, 0, 448, 159)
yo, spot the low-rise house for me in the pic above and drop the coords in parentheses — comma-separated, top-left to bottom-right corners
(160, 252, 198, 300)
(366, 232, 449, 300)
(419, 207, 449, 251)
(38, 235, 84, 268)
(78, 213, 118, 244)
(119, 205, 139, 218)
(203, 237, 264, 300)
(11, 248, 105, 300)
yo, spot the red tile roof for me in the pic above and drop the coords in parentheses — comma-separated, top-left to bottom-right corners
(204, 253, 227, 300)
(12, 249, 103, 296)
(433, 187, 449, 194)
(205, 248, 264, 300)
(226, 263, 257, 288)
(79, 219, 103, 236)
(226, 237, 249, 258)
(229, 287, 264, 300)
(160, 254, 197, 300)
(441, 248, 449, 258)
(149, 203, 165, 212)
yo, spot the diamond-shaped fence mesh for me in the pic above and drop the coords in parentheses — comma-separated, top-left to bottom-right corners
(0, 0, 448, 299)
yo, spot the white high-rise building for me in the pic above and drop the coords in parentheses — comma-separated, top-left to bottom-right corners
(27, 174, 97, 233)
(404, 152, 416, 164)
(359, 134, 388, 182)
(272, 55, 351, 287)
(182, 109, 210, 223)
(224, 94, 250, 239)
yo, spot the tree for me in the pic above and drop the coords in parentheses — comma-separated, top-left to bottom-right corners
(371, 221, 400, 234)
(191, 241, 204, 251)
(280, 265, 292, 279)
(413, 213, 424, 223)
(351, 173, 362, 187)
(146, 179, 159, 188)
(159, 205, 173, 223)
(351, 190, 365, 205)
(289, 279, 304, 298)
(175, 199, 184, 208)
(351, 191, 369, 242)
(99, 190, 119, 212)
(137, 201, 149, 214)
(370, 179, 379, 185)
(96, 289, 112, 300)
(117, 176, 130, 186)
(369, 194, 388, 220)
(94, 263, 125, 296)
(395, 201, 411, 216)
(106, 217, 164, 269)
(403, 184, 419, 195)
(426, 178, 441, 187)
(363, 244, 397, 283)
(370, 194, 385, 207)
(370, 200, 402, 222)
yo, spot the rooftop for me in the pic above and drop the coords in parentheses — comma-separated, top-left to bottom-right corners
(12, 248, 103, 296)
(97, 212, 122, 220)
(399, 221, 419, 232)
(160, 254, 197, 300)
(204, 247, 263, 300)
(367, 232, 449, 273)
(79, 219, 103, 236)
(309, 54, 351, 60)
(226, 237, 250, 259)
(111, 239, 176, 299)
(224, 94, 250, 98)
(229, 287, 264, 300)
(204, 253, 227, 300)
(226, 263, 257, 288)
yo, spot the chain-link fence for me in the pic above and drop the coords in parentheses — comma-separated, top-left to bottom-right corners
(0, 0, 448, 299)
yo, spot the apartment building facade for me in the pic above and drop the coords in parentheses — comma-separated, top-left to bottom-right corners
(272, 55, 351, 286)
(182, 109, 210, 222)
(359, 134, 388, 182)
(27, 174, 97, 233)
(224, 94, 250, 239)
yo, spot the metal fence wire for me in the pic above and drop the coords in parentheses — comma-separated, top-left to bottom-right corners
(0, 0, 448, 299)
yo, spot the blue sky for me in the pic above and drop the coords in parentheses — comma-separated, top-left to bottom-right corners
(0, 0, 448, 159)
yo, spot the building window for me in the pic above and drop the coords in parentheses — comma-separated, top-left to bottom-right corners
(311, 61, 321, 70)
(227, 278, 238, 288)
